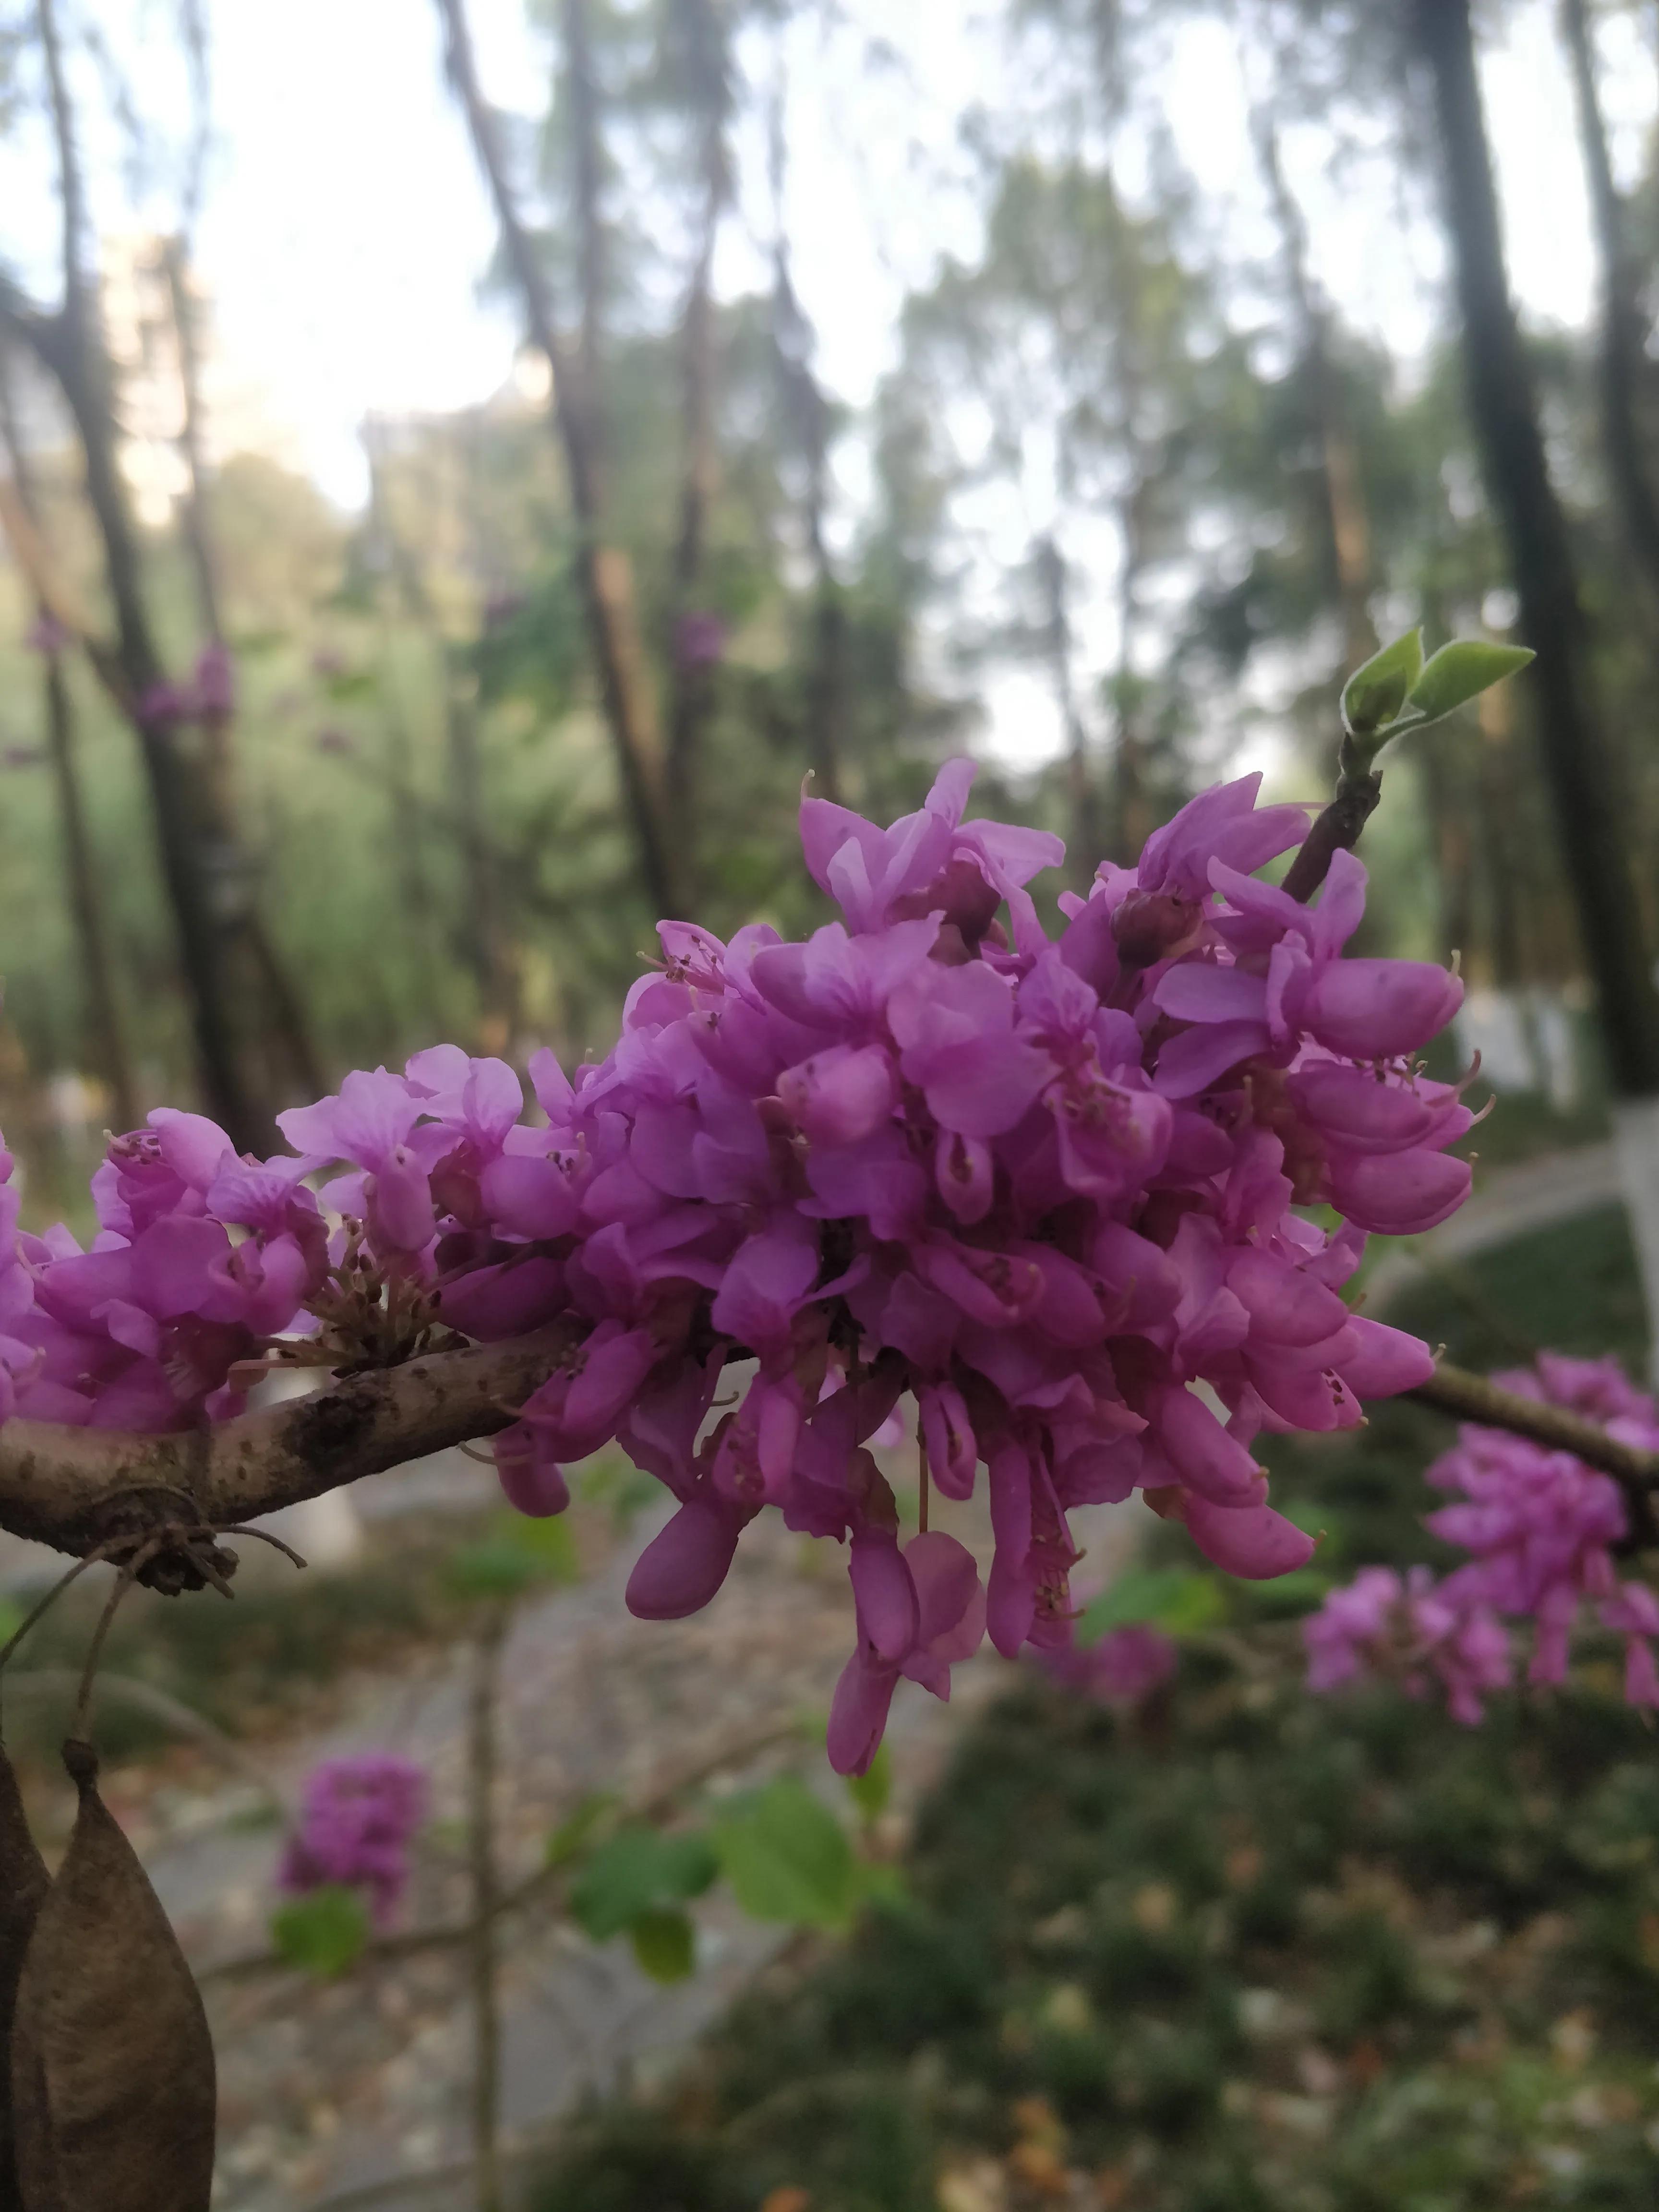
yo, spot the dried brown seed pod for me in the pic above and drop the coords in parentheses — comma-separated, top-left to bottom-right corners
(11, 1740, 214, 2212)
(0, 1741, 48, 2212)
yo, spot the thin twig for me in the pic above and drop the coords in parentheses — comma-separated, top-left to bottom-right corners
(468, 1604, 507, 2212)
(1406, 1359, 1659, 1492)
(198, 1714, 801, 1985)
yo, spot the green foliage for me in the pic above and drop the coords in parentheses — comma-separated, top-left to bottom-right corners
(845, 1742, 892, 1825)
(1406, 637, 1536, 725)
(569, 1824, 719, 1943)
(544, 1791, 616, 1871)
(445, 1511, 581, 1600)
(709, 1776, 861, 1929)
(628, 1906, 697, 1984)
(269, 1886, 371, 1979)
(1076, 1565, 1226, 1643)
(1341, 625, 1423, 736)
(530, 1660, 1659, 2212)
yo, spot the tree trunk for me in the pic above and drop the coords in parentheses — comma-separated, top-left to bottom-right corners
(1416, 0, 1659, 1367)
(1251, 101, 1377, 675)
(1560, 0, 1659, 611)
(663, 0, 730, 881)
(0, 347, 138, 1130)
(435, 0, 679, 918)
(1034, 534, 1102, 880)
(27, 0, 270, 1149)
(158, 235, 322, 1104)
(1110, 482, 1154, 868)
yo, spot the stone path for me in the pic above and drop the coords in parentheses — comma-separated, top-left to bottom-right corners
(105, 1466, 1137, 2212)
(1363, 1142, 1623, 1316)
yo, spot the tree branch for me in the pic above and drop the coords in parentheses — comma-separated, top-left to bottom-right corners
(0, 1326, 579, 1563)
(1405, 1360, 1659, 1498)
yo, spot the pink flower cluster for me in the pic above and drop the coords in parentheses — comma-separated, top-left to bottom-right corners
(276, 1754, 428, 1928)
(1039, 1623, 1178, 1709)
(1306, 1353, 1659, 1720)
(0, 762, 1470, 1773)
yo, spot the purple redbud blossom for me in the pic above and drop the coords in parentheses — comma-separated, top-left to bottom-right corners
(0, 760, 1478, 1769)
(1308, 1355, 1659, 1719)
(1039, 1623, 1178, 1707)
(277, 1755, 428, 1929)
(194, 641, 235, 720)
(24, 611, 72, 655)
(673, 611, 726, 668)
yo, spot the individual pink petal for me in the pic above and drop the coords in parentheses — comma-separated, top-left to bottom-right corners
(1183, 1495, 1316, 1579)
(149, 1109, 236, 1191)
(366, 1145, 436, 1256)
(1327, 1148, 1472, 1236)
(1152, 1020, 1270, 1099)
(494, 1422, 572, 1516)
(827, 1645, 898, 1776)
(626, 1495, 747, 1619)
(1337, 1316, 1435, 1397)
(850, 1530, 920, 1662)
(777, 1043, 896, 1146)
(1304, 959, 1464, 1061)
(1151, 1384, 1265, 1506)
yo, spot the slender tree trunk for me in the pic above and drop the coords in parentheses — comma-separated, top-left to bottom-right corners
(1110, 482, 1154, 868)
(663, 0, 730, 875)
(361, 420, 446, 1025)
(1416, 0, 1659, 1368)
(435, 0, 679, 917)
(1035, 534, 1102, 880)
(25, 0, 270, 1148)
(1251, 101, 1376, 675)
(42, 655, 140, 1133)
(446, 668, 515, 1047)
(1560, 0, 1659, 610)
(158, 235, 322, 1103)
(767, 86, 844, 805)
(467, 1609, 506, 2212)
(0, 348, 138, 1129)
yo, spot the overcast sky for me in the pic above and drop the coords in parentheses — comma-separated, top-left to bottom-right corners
(0, 0, 1648, 768)
(171, 0, 1642, 507)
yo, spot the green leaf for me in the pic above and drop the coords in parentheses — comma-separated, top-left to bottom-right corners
(1405, 639, 1534, 727)
(1238, 1567, 1334, 1618)
(492, 1509, 582, 1582)
(1341, 628, 1423, 737)
(447, 1512, 580, 1600)
(323, 667, 378, 701)
(445, 1539, 540, 1599)
(628, 1906, 697, 1984)
(710, 1777, 858, 1928)
(544, 1791, 615, 1871)
(570, 1824, 719, 1942)
(845, 1743, 892, 1825)
(270, 1885, 371, 1979)
(1281, 1499, 1340, 1544)
(1076, 1567, 1225, 1644)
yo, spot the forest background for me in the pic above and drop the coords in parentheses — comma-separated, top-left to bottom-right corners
(0, 0, 1648, 1209)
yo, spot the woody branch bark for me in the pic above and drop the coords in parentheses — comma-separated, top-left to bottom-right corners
(0, 1327, 581, 1563)
(435, 0, 680, 916)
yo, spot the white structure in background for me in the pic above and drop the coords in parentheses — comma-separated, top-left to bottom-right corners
(1454, 986, 1583, 1111)
(249, 1367, 365, 1570)
(98, 233, 306, 528)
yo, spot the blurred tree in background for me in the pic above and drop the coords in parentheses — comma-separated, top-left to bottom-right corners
(0, 0, 1652, 1217)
